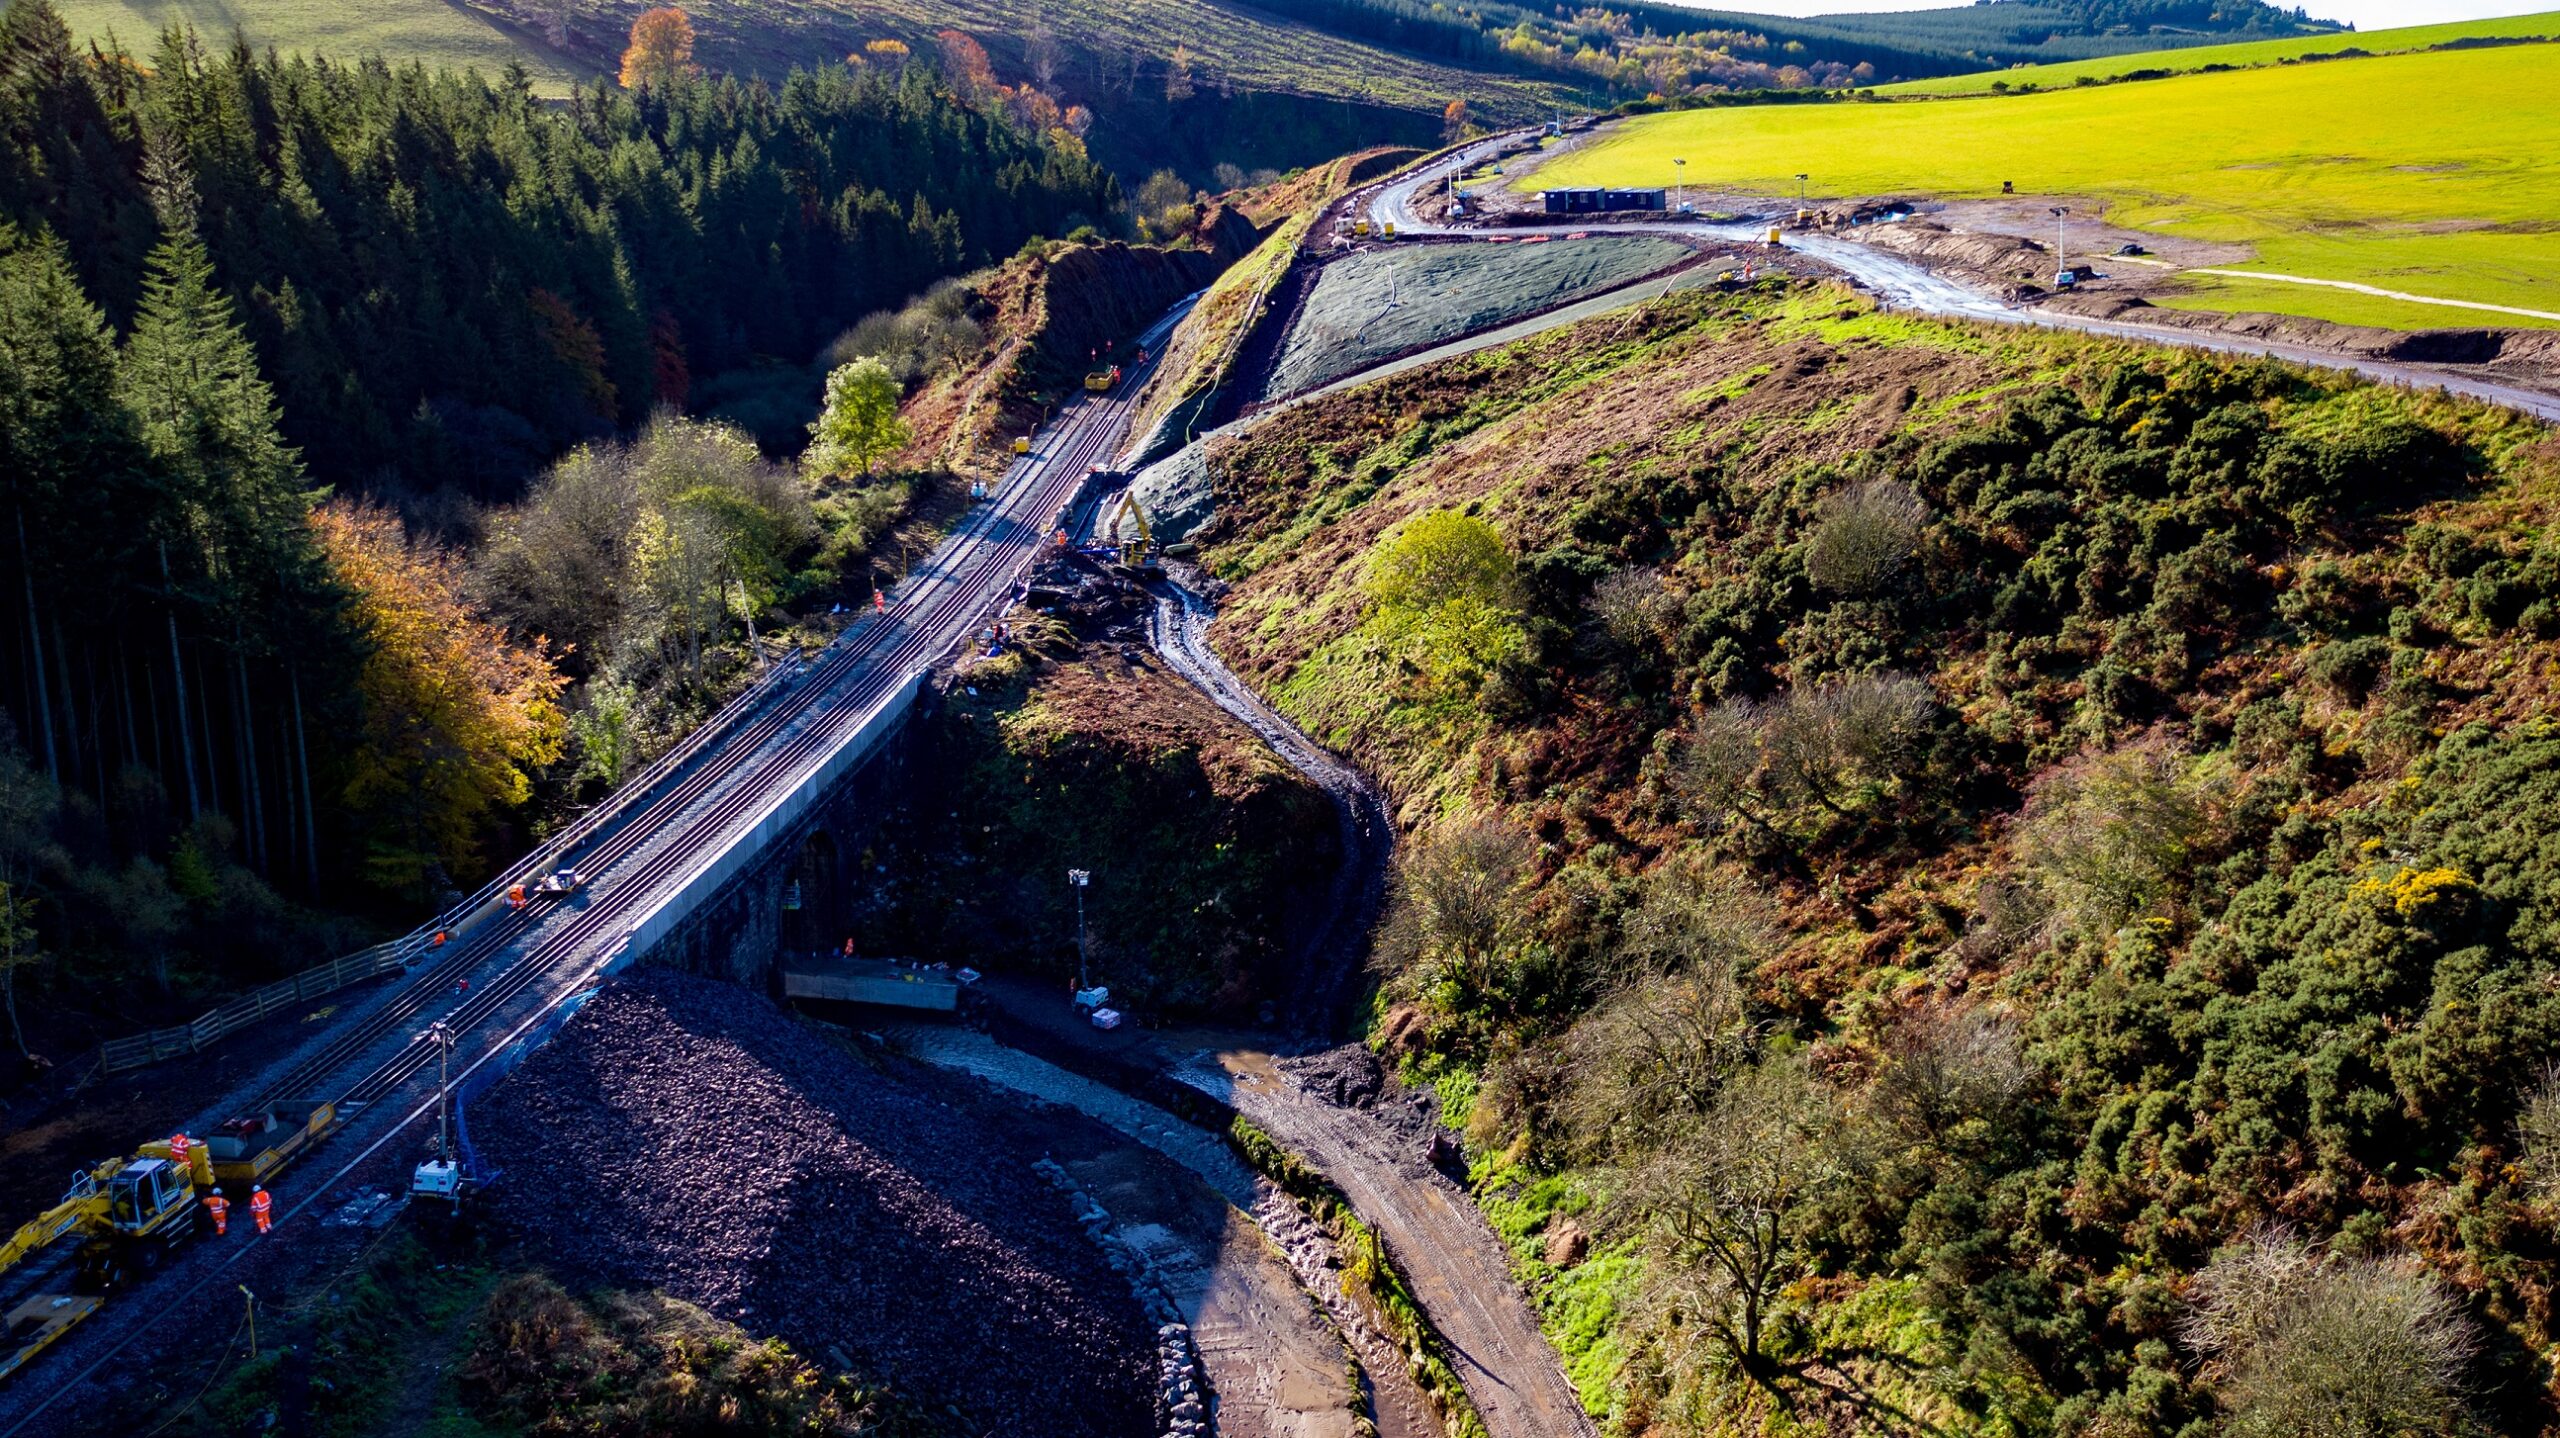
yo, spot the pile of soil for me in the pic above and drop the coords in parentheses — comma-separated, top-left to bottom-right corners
(470, 970, 1156, 1437)
(1248, 235, 1693, 404)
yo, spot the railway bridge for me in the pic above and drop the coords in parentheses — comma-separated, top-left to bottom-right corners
(0, 298, 1189, 1433)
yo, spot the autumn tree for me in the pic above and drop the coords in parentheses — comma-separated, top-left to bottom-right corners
(807, 356, 910, 480)
(1442, 98, 1472, 142)
(619, 7, 700, 90)
(936, 30, 995, 98)
(1803, 478, 1927, 595)
(1377, 818, 1533, 1027)
(313, 502, 565, 894)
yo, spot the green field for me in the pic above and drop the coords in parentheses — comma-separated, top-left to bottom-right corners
(1873, 9, 2560, 95)
(60, 0, 592, 92)
(1526, 43, 2560, 329)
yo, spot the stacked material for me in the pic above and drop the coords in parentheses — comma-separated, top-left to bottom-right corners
(472, 970, 1155, 1438)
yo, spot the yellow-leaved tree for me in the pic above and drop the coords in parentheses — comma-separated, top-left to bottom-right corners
(313, 502, 566, 894)
(1363, 509, 1527, 704)
(620, 7, 700, 90)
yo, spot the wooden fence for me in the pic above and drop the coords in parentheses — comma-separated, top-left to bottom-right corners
(98, 940, 413, 1075)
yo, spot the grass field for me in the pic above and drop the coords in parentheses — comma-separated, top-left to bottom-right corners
(1525, 43, 2560, 329)
(60, 0, 592, 92)
(1872, 10, 2560, 96)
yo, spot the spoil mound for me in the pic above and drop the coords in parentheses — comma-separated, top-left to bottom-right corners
(470, 970, 1155, 1437)
(1249, 235, 1691, 405)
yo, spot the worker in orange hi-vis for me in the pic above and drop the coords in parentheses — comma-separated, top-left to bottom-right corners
(203, 1190, 229, 1237)
(874, 589, 886, 613)
(168, 1132, 190, 1173)
(249, 1185, 272, 1235)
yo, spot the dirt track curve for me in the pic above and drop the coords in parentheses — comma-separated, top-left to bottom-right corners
(1146, 580, 1600, 1438)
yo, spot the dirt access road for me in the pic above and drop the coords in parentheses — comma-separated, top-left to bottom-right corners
(1190, 1048, 1601, 1438)
(1370, 132, 2560, 424)
(1145, 579, 1599, 1438)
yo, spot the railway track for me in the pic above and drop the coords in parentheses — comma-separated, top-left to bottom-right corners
(0, 304, 1178, 1433)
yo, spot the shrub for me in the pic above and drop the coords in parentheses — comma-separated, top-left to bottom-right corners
(2184, 1229, 2479, 1438)
(1802, 479, 1927, 595)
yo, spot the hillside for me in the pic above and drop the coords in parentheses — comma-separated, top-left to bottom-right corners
(58, 0, 590, 89)
(54, 0, 2338, 180)
(1873, 7, 2560, 94)
(59, 0, 1552, 175)
(1524, 41, 2560, 331)
(1174, 273, 2560, 1433)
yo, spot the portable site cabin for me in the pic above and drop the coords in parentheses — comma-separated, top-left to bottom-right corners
(1541, 187, 1667, 214)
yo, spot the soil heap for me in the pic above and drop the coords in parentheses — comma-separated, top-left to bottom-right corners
(470, 970, 1156, 1437)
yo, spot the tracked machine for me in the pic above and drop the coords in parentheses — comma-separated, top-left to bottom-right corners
(0, 1103, 342, 1383)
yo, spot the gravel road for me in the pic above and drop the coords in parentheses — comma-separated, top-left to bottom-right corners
(1190, 1049, 1600, 1438)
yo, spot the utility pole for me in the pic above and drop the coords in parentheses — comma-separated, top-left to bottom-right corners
(1795, 172, 1809, 219)
(2050, 205, 2070, 282)
(1067, 868, 1090, 990)
(424, 1020, 452, 1167)
(240, 1286, 257, 1361)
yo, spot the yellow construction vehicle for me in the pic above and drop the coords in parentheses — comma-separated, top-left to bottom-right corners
(1083, 365, 1122, 394)
(1116, 493, 1156, 567)
(1, 1141, 215, 1383)
(1353, 218, 1372, 239)
(208, 1105, 341, 1192)
(0, 1103, 340, 1385)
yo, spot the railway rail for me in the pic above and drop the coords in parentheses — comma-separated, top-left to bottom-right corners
(0, 299, 1185, 1433)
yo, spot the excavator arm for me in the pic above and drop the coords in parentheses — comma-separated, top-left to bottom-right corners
(1115, 493, 1154, 562)
(0, 1164, 114, 1280)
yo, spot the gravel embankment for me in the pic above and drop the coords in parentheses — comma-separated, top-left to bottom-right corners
(470, 970, 1156, 1437)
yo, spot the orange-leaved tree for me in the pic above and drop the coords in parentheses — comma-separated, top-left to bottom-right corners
(312, 501, 566, 894)
(936, 30, 995, 97)
(620, 7, 700, 90)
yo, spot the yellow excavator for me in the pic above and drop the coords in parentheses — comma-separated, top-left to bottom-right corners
(1114, 492, 1155, 567)
(0, 1104, 338, 1385)
(1, 1140, 213, 1382)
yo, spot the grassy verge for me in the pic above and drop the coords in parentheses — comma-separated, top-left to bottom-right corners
(1527, 43, 2560, 326)
(195, 1230, 507, 1438)
(1467, 1149, 1635, 1419)
(1230, 1118, 1493, 1438)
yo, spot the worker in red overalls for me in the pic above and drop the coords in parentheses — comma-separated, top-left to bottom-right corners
(249, 1184, 272, 1235)
(204, 1190, 230, 1236)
